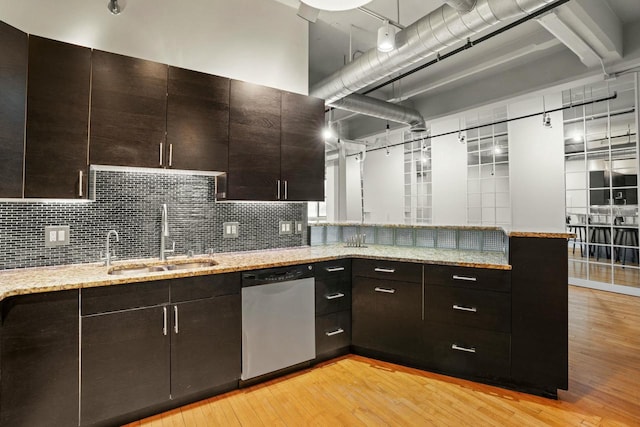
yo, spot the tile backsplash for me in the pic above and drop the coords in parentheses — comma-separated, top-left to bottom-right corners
(0, 168, 307, 270)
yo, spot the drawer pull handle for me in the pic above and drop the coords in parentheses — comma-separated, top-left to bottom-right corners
(162, 306, 168, 336)
(451, 344, 476, 353)
(325, 293, 345, 300)
(374, 287, 396, 294)
(326, 328, 345, 337)
(325, 267, 345, 272)
(453, 304, 477, 313)
(453, 275, 477, 282)
(374, 268, 396, 273)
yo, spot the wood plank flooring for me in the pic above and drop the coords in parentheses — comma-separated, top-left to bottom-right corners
(125, 286, 640, 427)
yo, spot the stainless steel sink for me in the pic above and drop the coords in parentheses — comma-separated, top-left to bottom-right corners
(108, 259, 217, 275)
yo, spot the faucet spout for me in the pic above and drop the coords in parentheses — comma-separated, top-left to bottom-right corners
(102, 230, 119, 266)
(160, 204, 175, 260)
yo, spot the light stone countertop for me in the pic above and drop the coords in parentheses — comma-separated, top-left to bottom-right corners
(0, 245, 510, 301)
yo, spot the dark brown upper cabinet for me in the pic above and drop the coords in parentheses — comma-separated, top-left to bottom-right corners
(166, 67, 230, 172)
(227, 80, 282, 201)
(90, 50, 168, 168)
(24, 36, 91, 198)
(0, 22, 27, 198)
(281, 92, 325, 201)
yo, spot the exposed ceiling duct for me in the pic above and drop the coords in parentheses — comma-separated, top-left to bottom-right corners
(329, 93, 427, 132)
(310, 0, 556, 107)
(443, 0, 478, 13)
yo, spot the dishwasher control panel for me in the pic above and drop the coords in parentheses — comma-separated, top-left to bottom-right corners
(242, 265, 314, 287)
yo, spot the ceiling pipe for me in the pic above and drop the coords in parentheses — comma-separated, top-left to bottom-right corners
(443, 0, 478, 13)
(310, 0, 556, 105)
(329, 93, 427, 132)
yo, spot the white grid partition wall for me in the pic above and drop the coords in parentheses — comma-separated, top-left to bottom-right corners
(465, 107, 511, 227)
(404, 130, 432, 224)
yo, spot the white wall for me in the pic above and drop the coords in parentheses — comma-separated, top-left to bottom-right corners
(362, 144, 404, 223)
(508, 93, 566, 232)
(432, 117, 468, 225)
(0, 0, 308, 94)
(345, 155, 362, 222)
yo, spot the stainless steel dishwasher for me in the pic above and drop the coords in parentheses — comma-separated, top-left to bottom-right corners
(241, 265, 316, 381)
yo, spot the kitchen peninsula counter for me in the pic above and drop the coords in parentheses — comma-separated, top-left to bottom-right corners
(0, 244, 509, 301)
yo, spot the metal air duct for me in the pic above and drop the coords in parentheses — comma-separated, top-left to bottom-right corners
(443, 0, 478, 13)
(311, 0, 555, 104)
(329, 93, 427, 132)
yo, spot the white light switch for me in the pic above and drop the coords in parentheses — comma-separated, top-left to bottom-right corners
(223, 222, 239, 238)
(45, 225, 70, 247)
(49, 230, 57, 242)
(279, 221, 293, 235)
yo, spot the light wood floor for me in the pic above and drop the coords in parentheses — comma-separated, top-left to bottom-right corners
(125, 286, 640, 427)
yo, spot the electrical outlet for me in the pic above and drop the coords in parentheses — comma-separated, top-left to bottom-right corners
(279, 221, 293, 235)
(223, 222, 239, 238)
(294, 221, 303, 234)
(44, 226, 70, 247)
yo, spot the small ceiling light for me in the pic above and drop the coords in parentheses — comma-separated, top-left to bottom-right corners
(542, 112, 552, 128)
(458, 132, 466, 144)
(377, 20, 396, 53)
(108, 0, 121, 15)
(300, 0, 371, 11)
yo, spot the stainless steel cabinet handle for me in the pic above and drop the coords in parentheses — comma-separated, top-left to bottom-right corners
(277, 179, 281, 200)
(453, 275, 477, 282)
(453, 304, 477, 313)
(168, 144, 173, 167)
(159, 142, 164, 166)
(451, 344, 476, 353)
(174, 305, 179, 334)
(325, 267, 345, 272)
(374, 287, 396, 294)
(78, 170, 84, 197)
(374, 268, 396, 273)
(325, 293, 345, 300)
(326, 328, 344, 337)
(163, 306, 168, 336)
(284, 180, 288, 200)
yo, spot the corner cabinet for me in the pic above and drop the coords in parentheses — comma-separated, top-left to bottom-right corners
(226, 81, 325, 201)
(25, 36, 91, 198)
(0, 21, 27, 198)
(0, 291, 79, 427)
(89, 50, 168, 169)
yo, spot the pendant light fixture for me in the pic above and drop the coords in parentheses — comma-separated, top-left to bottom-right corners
(300, 0, 371, 12)
(377, 20, 396, 52)
(107, 0, 122, 15)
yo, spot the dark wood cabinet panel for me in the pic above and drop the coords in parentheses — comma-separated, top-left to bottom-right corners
(167, 67, 229, 171)
(81, 280, 170, 315)
(425, 264, 511, 292)
(509, 237, 568, 393)
(228, 80, 281, 200)
(352, 276, 422, 359)
(315, 260, 351, 316)
(353, 258, 422, 283)
(24, 36, 90, 198)
(316, 310, 351, 358)
(170, 272, 240, 303)
(171, 294, 241, 398)
(281, 92, 325, 201)
(90, 50, 168, 168)
(0, 21, 27, 198)
(81, 306, 171, 426)
(1, 291, 79, 427)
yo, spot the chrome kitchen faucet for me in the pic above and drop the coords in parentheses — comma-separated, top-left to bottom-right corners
(160, 203, 175, 261)
(100, 230, 119, 266)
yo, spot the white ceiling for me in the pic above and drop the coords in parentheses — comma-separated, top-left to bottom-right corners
(273, 0, 640, 137)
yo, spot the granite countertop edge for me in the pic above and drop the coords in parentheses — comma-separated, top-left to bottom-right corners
(0, 245, 511, 301)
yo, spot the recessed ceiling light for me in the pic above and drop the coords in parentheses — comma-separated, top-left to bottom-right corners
(300, 0, 372, 12)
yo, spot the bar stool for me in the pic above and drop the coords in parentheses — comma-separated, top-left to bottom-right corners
(614, 216, 639, 265)
(566, 216, 585, 256)
(588, 216, 611, 261)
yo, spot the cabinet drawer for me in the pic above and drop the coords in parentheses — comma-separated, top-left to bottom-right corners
(82, 281, 170, 316)
(171, 272, 240, 303)
(316, 310, 351, 356)
(426, 285, 511, 332)
(314, 259, 351, 279)
(426, 265, 510, 292)
(353, 259, 422, 283)
(426, 322, 510, 379)
(316, 275, 351, 316)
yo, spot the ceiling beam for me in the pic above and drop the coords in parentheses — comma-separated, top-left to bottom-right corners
(538, 11, 603, 68)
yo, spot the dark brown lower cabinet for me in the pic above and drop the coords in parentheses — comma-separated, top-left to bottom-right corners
(0, 291, 79, 427)
(81, 306, 171, 426)
(171, 294, 241, 399)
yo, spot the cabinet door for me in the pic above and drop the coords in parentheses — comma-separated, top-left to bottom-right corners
(90, 50, 168, 168)
(228, 80, 281, 200)
(167, 67, 229, 171)
(0, 21, 27, 198)
(81, 306, 170, 426)
(352, 277, 422, 359)
(25, 36, 90, 198)
(1, 291, 79, 427)
(280, 92, 325, 201)
(170, 294, 241, 398)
